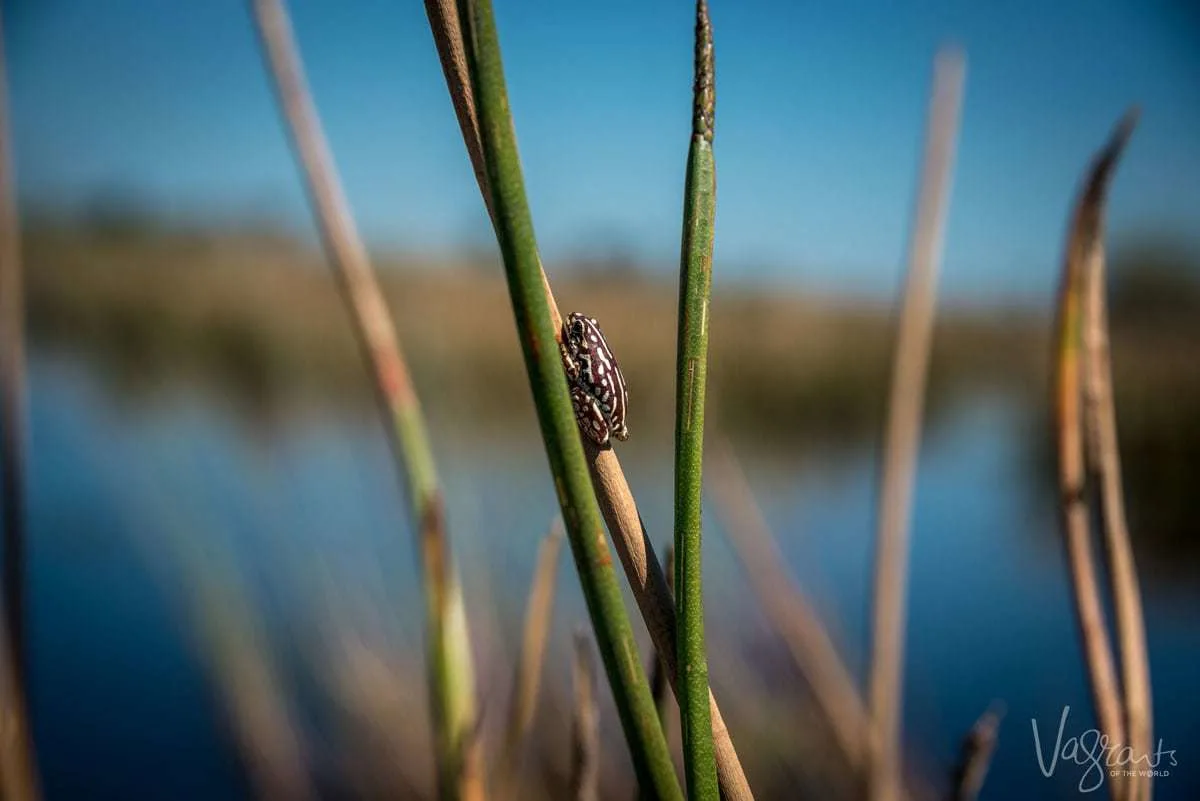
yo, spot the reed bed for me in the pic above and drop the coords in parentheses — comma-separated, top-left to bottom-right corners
(0, 2, 1170, 800)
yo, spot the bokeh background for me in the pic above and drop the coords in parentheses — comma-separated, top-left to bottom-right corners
(4, 1, 1199, 799)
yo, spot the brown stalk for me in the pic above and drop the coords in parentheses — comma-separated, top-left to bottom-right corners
(1054, 112, 1142, 801)
(0, 11, 38, 799)
(422, 5, 753, 799)
(632, 543, 676, 801)
(421, 0, 560, 327)
(948, 704, 1003, 801)
(708, 440, 870, 773)
(0, 1, 28, 723)
(867, 47, 965, 801)
(496, 521, 564, 799)
(0, 618, 37, 801)
(191, 564, 314, 801)
(249, 2, 483, 799)
(570, 631, 601, 801)
(1077, 110, 1152, 801)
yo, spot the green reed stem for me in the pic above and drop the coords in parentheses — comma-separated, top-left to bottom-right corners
(457, 1, 682, 798)
(250, 3, 481, 799)
(672, 3, 719, 799)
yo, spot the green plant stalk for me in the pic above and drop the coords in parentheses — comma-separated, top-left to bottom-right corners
(394, 406, 477, 801)
(458, 1, 682, 798)
(673, 3, 719, 799)
(249, 3, 479, 798)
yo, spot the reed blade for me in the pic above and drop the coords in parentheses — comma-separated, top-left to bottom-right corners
(867, 47, 965, 801)
(249, 2, 481, 797)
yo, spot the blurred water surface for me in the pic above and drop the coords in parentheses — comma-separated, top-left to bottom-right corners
(24, 352, 1200, 800)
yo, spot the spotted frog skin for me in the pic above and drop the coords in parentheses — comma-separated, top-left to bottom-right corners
(559, 312, 630, 446)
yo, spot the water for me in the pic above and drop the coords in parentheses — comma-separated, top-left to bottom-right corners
(22, 353, 1200, 800)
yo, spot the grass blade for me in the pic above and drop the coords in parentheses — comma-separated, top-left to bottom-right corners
(672, 3, 719, 797)
(867, 47, 965, 801)
(424, 6, 752, 796)
(248, 3, 482, 798)
(455, 2, 681, 797)
(496, 521, 564, 798)
(1053, 112, 1138, 801)
(571, 632, 601, 801)
(1077, 110, 1153, 801)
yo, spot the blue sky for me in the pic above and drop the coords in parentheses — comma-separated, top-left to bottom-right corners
(6, 0, 1199, 301)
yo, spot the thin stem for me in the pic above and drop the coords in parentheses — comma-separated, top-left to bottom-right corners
(1078, 110, 1153, 801)
(497, 521, 563, 799)
(1054, 112, 1138, 801)
(0, 1, 29, 725)
(867, 47, 965, 801)
(0, 619, 38, 801)
(248, 3, 481, 798)
(672, 3, 718, 798)
(709, 440, 870, 775)
(948, 704, 1003, 801)
(571, 632, 601, 801)
(457, 1, 681, 797)
(0, 10, 38, 799)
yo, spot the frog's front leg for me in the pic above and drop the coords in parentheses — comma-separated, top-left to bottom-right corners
(569, 384, 611, 446)
(559, 341, 581, 383)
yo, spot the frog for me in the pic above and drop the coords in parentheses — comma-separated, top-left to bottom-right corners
(559, 312, 630, 447)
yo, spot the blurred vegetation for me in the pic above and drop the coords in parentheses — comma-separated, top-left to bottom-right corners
(1106, 240, 1200, 571)
(22, 216, 1041, 446)
(21, 216, 1197, 559)
(18, 214, 1200, 797)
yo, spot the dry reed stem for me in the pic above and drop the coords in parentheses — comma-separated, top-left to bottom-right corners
(867, 47, 965, 801)
(571, 632, 601, 801)
(250, 2, 482, 798)
(1078, 110, 1152, 801)
(0, 618, 37, 801)
(423, 6, 752, 799)
(0, 13, 38, 799)
(0, 3, 28, 724)
(1054, 112, 1140, 801)
(193, 573, 314, 801)
(708, 440, 870, 773)
(422, 0, 560, 327)
(496, 521, 563, 799)
(948, 704, 1002, 801)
